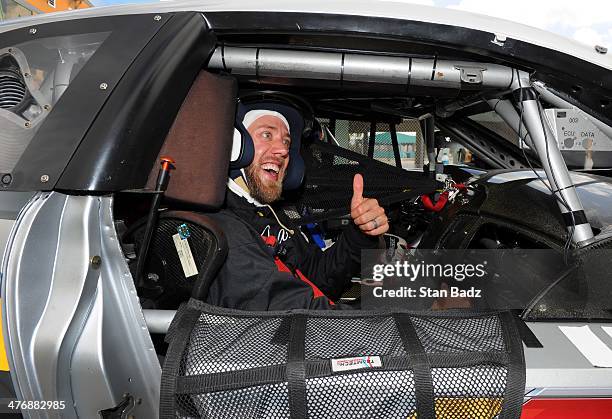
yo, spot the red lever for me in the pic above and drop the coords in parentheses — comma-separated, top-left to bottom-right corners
(160, 156, 175, 172)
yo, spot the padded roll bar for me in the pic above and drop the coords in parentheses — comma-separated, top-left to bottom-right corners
(208, 46, 514, 92)
(509, 71, 594, 244)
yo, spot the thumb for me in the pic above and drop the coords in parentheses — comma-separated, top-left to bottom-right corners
(351, 173, 364, 207)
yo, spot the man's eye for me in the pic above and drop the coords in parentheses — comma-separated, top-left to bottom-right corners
(283, 139, 291, 147)
(261, 131, 272, 139)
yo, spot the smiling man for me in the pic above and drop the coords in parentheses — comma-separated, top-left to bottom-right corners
(206, 102, 389, 310)
(242, 110, 292, 203)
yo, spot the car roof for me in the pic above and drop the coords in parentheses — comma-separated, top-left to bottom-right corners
(1, 0, 610, 71)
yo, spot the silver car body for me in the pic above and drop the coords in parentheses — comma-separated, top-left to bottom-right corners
(1, 1, 612, 417)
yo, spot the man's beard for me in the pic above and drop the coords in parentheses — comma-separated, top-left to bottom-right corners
(245, 164, 283, 204)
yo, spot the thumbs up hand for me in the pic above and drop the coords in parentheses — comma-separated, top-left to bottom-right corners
(350, 174, 389, 236)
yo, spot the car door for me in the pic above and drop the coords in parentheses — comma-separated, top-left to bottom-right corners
(0, 11, 216, 418)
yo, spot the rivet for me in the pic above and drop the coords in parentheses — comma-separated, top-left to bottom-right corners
(29, 28, 37, 34)
(43, 104, 51, 111)
(24, 121, 31, 128)
(99, 82, 108, 90)
(91, 255, 102, 269)
(154, 15, 161, 21)
(1, 174, 12, 185)
(7, 48, 12, 53)
(40, 174, 49, 183)
(595, 45, 608, 54)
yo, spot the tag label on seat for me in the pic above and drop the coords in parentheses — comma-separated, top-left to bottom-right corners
(172, 233, 198, 278)
(331, 356, 382, 372)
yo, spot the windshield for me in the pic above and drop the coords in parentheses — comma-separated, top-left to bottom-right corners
(318, 118, 426, 170)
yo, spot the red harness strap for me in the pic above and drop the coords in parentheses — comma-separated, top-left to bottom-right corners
(421, 183, 467, 212)
(421, 190, 449, 212)
(273, 256, 334, 305)
(264, 235, 334, 304)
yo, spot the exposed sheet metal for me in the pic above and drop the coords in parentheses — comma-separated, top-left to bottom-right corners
(1, 193, 161, 418)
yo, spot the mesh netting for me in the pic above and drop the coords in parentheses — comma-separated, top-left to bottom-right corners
(432, 365, 507, 418)
(161, 301, 525, 419)
(411, 316, 506, 353)
(306, 370, 417, 418)
(184, 383, 291, 419)
(287, 140, 437, 225)
(181, 314, 289, 375)
(304, 317, 406, 359)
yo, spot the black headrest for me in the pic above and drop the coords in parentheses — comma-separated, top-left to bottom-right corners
(147, 71, 237, 208)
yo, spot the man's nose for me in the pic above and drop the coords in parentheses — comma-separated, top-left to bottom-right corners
(270, 137, 290, 157)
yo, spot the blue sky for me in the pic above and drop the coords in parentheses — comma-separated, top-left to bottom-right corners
(88, 0, 611, 48)
(436, 0, 612, 48)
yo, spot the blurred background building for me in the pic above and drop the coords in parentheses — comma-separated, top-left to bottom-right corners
(0, 0, 92, 21)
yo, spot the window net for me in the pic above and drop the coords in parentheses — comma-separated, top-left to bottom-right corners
(283, 140, 438, 225)
(160, 300, 525, 419)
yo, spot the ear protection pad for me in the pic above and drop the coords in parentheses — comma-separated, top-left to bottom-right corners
(230, 112, 254, 169)
(230, 101, 305, 191)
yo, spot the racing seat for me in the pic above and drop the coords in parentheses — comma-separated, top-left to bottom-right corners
(123, 70, 237, 309)
(124, 211, 228, 308)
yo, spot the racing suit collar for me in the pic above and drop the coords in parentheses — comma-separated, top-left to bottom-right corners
(226, 178, 296, 235)
(227, 176, 266, 207)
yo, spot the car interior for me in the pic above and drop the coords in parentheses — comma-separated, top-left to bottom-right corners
(99, 31, 612, 363)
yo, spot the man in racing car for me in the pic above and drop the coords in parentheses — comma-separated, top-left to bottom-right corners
(206, 101, 389, 310)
